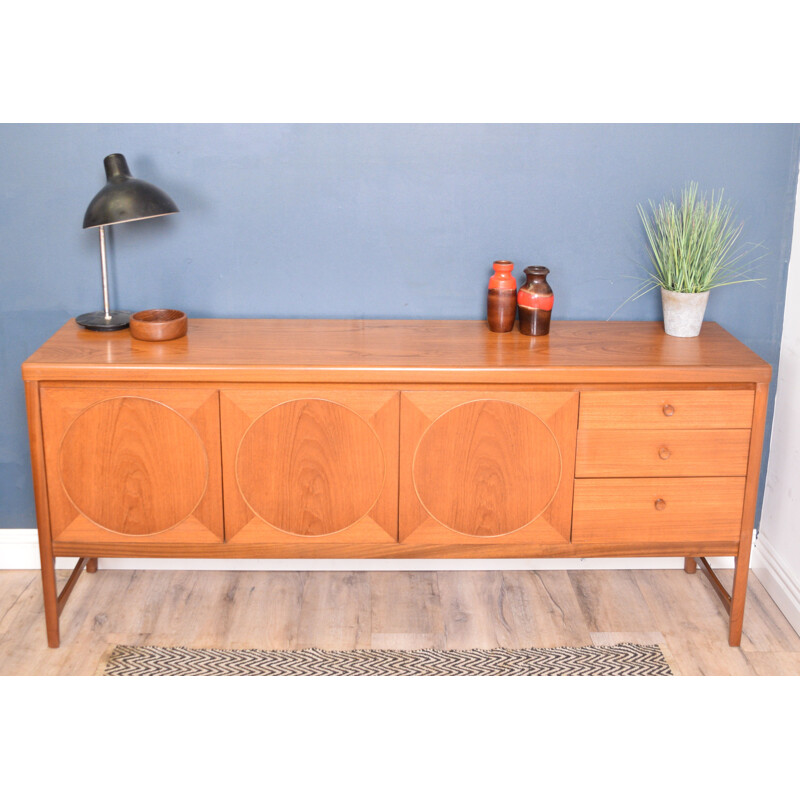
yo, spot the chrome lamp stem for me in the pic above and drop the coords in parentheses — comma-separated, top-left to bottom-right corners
(99, 225, 112, 321)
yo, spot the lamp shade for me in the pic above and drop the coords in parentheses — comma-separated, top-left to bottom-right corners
(82, 153, 179, 229)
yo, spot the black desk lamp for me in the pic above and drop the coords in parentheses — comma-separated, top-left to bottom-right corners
(78, 153, 179, 331)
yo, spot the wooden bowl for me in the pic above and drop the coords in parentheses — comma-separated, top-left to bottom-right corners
(130, 309, 188, 341)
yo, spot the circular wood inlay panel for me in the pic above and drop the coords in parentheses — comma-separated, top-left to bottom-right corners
(413, 399, 561, 537)
(59, 397, 208, 536)
(236, 399, 385, 536)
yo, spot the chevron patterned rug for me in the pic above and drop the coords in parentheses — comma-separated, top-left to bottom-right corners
(99, 642, 672, 676)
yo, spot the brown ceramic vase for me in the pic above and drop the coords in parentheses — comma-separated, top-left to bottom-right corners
(518, 266, 553, 336)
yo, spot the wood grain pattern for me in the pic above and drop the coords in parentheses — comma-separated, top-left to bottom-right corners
(221, 390, 398, 544)
(368, 572, 445, 650)
(21, 319, 772, 384)
(572, 477, 746, 544)
(412, 399, 561, 536)
(569, 570, 659, 634)
(129, 309, 188, 342)
(58, 396, 207, 535)
(575, 429, 751, 477)
(237, 399, 385, 536)
(400, 391, 578, 546)
(51, 539, 741, 559)
(579, 390, 755, 429)
(40, 387, 223, 544)
(294, 572, 372, 650)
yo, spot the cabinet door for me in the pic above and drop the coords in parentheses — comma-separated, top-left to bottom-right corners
(400, 391, 578, 545)
(40, 387, 223, 544)
(221, 390, 399, 544)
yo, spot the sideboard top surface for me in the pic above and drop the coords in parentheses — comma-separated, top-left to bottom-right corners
(22, 319, 771, 383)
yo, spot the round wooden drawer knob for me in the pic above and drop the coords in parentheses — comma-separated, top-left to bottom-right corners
(662, 404, 675, 417)
(658, 447, 672, 460)
(654, 498, 667, 511)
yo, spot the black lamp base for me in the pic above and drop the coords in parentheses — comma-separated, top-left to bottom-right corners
(76, 310, 132, 331)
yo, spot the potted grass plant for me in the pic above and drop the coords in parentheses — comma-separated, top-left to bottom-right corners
(634, 181, 762, 337)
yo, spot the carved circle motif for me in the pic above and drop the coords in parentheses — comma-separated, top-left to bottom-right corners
(236, 399, 385, 536)
(59, 397, 208, 536)
(412, 399, 561, 537)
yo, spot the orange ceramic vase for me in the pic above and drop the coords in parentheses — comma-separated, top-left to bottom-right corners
(487, 260, 517, 332)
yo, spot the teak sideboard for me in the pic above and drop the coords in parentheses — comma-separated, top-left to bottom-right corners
(22, 319, 771, 647)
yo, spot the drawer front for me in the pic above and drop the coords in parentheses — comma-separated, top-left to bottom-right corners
(575, 429, 751, 478)
(579, 390, 754, 429)
(572, 477, 745, 544)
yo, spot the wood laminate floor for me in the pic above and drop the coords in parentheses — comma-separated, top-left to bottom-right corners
(1, 567, 798, 675)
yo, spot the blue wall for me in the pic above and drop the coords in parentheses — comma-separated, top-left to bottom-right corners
(1, 124, 798, 527)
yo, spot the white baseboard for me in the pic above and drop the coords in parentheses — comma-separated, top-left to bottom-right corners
(0, 528, 741, 572)
(752, 534, 800, 635)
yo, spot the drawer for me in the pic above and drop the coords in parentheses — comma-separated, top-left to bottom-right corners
(575, 429, 751, 477)
(579, 390, 754, 429)
(572, 477, 745, 544)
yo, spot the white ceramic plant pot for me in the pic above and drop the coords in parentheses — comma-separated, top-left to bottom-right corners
(660, 288, 710, 337)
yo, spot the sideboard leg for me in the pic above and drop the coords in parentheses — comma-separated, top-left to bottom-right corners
(727, 382, 769, 647)
(87, 558, 98, 573)
(26, 382, 61, 648)
(684, 557, 697, 573)
(729, 551, 752, 648)
(40, 555, 60, 648)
